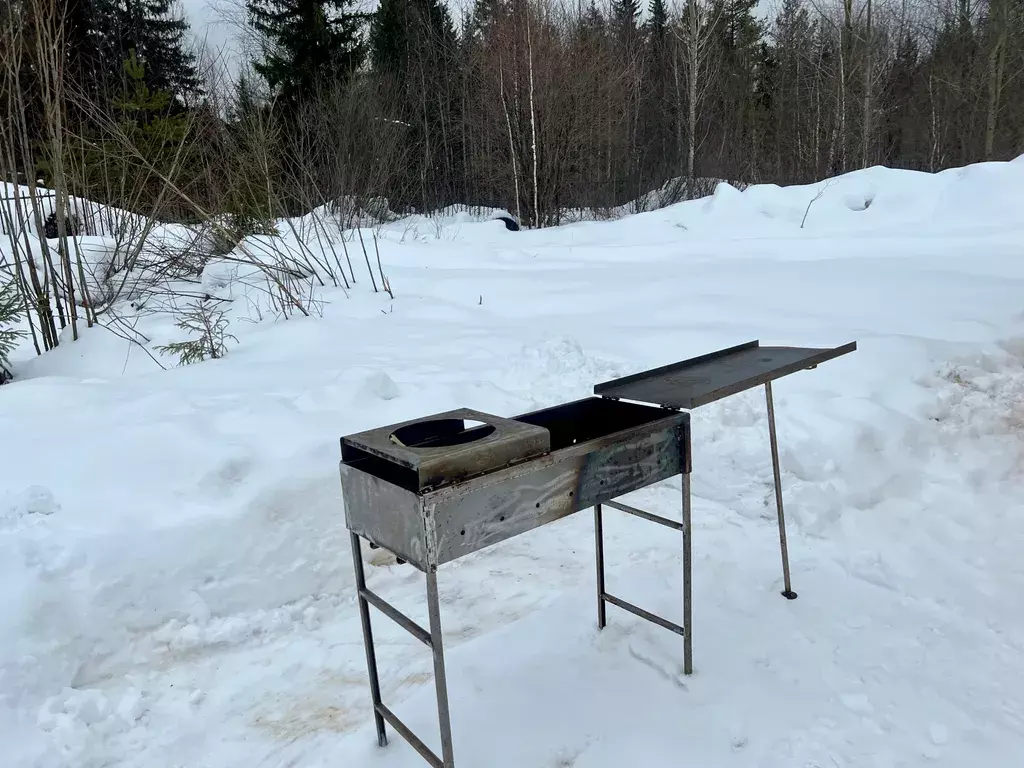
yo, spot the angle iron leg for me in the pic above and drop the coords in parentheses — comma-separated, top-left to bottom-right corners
(682, 466, 693, 676)
(350, 531, 388, 747)
(765, 381, 797, 600)
(594, 504, 607, 630)
(426, 570, 456, 768)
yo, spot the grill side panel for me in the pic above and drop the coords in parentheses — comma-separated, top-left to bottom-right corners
(429, 423, 685, 566)
(340, 463, 431, 571)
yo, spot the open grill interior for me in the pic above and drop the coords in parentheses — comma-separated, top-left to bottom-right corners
(340, 442, 422, 491)
(341, 398, 678, 493)
(512, 397, 677, 451)
(389, 418, 496, 448)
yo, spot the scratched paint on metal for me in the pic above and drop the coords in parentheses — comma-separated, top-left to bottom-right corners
(429, 425, 684, 566)
(339, 463, 431, 571)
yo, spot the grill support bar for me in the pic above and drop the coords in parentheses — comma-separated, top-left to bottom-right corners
(376, 704, 443, 768)
(350, 531, 387, 748)
(350, 532, 456, 767)
(426, 570, 456, 767)
(602, 592, 685, 636)
(594, 425, 693, 675)
(603, 499, 682, 531)
(594, 504, 607, 629)
(359, 586, 432, 647)
(765, 381, 797, 600)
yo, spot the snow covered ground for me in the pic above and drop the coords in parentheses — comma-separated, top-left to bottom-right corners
(4, 159, 1024, 767)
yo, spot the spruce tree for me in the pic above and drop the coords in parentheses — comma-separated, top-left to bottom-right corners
(369, 0, 458, 210)
(132, 0, 202, 98)
(370, 0, 455, 74)
(612, 0, 641, 44)
(0, 279, 27, 384)
(247, 0, 367, 106)
(465, 0, 505, 43)
(647, 0, 668, 44)
(64, 0, 201, 103)
(579, 0, 606, 40)
(612, 0, 641, 28)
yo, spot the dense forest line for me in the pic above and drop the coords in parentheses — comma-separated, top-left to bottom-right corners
(3, 0, 1023, 227)
(0, 0, 1022, 373)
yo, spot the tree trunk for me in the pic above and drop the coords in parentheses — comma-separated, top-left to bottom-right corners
(984, 0, 1009, 160)
(861, 0, 873, 168)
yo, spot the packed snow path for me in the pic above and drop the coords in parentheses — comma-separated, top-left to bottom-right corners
(3, 161, 1024, 767)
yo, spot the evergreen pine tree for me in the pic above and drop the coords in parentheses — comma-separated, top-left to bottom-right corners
(58, 52, 194, 208)
(369, 0, 410, 73)
(881, 32, 923, 166)
(247, 0, 367, 106)
(64, 0, 201, 103)
(369, 0, 458, 210)
(641, 0, 674, 184)
(465, 0, 506, 43)
(580, 0, 606, 40)
(232, 72, 261, 122)
(647, 0, 668, 44)
(133, 0, 202, 98)
(0, 279, 27, 384)
(611, 0, 641, 40)
(370, 0, 456, 74)
(612, 0, 641, 27)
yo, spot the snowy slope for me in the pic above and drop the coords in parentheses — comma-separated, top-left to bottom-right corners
(3, 160, 1024, 767)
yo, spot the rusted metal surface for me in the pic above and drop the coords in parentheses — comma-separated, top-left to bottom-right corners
(341, 407, 550, 492)
(593, 340, 857, 410)
(429, 415, 685, 566)
(339, 398, 688, 572)
(339, 463, 429, 569)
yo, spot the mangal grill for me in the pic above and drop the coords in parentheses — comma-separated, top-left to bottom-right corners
(340, 339, 856, 767)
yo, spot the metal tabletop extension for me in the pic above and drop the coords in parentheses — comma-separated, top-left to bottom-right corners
(595, 338, 857, 599)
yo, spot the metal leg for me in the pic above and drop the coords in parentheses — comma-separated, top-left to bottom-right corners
(765, 381, 797, 600)
(594, 504, 607, 630)
(682, 470, 693, 675)
(350, 531, 388, 747)
(426, 570, 456, 768)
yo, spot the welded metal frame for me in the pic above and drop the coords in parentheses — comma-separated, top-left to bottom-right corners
(594, 341, 856, 601)
(344, 340, 856, 766)
(765, 381, 797, 599)
(344, 409, 693, 768)
(349, 530, 455, 768)
(594, 440, 694, 674)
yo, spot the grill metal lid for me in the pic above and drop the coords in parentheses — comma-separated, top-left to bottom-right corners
(341, 408, 551, 491)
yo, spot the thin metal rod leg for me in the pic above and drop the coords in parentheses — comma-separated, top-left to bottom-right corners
(350, 531, 387, 747)
(765, 381, 798, 600)
(682, 470, 693, 675)
(426, 570, 456, 768)
(594, 504, 607, 630)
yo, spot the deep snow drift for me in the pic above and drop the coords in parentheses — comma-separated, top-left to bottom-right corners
(3, 160, 1024, 767)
